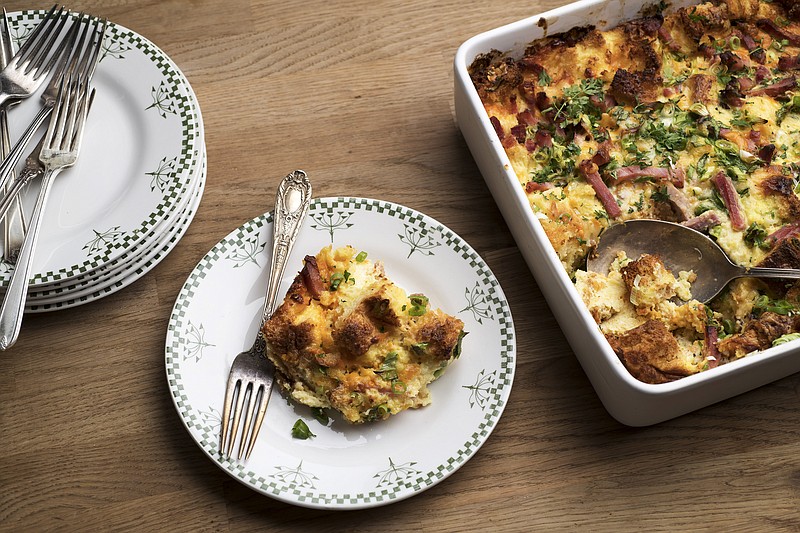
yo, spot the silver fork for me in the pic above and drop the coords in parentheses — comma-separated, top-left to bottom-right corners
(0, 8, 26, 263)
(0, 58, 96, 349)
(0, 16, 105, 226)
(220, 170, 312, 461)
(0, 5, 69, 107)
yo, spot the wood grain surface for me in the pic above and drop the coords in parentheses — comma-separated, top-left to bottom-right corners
(1, 1, 799, 531)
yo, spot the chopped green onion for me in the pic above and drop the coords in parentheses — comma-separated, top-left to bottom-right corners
(330, 272, 344, 290)
(355, 251, 368, 262)
(408, 294, 429, 316)
(773, 333, 800, 346)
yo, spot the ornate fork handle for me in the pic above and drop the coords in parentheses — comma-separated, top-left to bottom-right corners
(253, 170, 312, 356)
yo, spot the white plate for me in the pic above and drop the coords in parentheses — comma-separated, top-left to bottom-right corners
(165, 198, 516, 509)
(26, 142, 206, 297)
(2, 10, 204, 287)
(25, 150, 206, 312)
(26, 149, 206, 307)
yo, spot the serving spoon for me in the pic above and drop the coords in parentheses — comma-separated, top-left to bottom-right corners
(586, 219, 800, 303)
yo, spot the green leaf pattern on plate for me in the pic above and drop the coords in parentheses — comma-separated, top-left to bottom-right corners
(310, 211, 354, 242)
(373, 458, 421, 488)
(226, 234, 265, 268)
(272, 461, 319, 490)
(460, 281, 494, 324)
(146, 80, 177, 118)
(146, 156, 177, 193)
(83, 226, 124, 253)
(399, 223, 440, 258)
(463, 369, 497, 410)
(183, 321, 214, 362)
(101, 38, 132, 62)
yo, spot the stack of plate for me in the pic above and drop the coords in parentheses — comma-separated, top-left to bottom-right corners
(3, 11, 205, 312)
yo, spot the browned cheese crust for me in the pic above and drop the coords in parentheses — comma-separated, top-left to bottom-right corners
(263, 246, 465, 423)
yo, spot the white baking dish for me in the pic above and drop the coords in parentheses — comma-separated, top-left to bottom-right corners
(454, 0, 800, 425)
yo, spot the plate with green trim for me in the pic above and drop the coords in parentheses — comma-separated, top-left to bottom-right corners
(2, 11, 203, 288)
(165, 197, 516, 509)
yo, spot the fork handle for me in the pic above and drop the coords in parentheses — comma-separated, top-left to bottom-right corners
(0, 167, 59, 349)
(257, 170, 312, 335)
(0, 104, 51, 193)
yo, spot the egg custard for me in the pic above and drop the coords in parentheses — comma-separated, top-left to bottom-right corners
(469, 0, 800, 383)
(262, 245, 465, 423)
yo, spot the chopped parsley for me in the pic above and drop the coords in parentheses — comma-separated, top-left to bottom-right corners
(291, 419, 315, 439)
(529, 140, 582, 183)
(546, 78, 605, 129)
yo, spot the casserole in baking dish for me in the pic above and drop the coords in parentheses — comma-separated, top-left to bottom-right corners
(455, 0, 800, 425)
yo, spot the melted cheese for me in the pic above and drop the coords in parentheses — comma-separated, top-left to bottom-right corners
(263, 245, 465, 423)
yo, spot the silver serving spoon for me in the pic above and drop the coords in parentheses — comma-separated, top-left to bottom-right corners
(587, 219, 800, 303)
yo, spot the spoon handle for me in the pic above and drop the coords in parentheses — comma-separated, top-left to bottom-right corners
(741, 266, 800, 279)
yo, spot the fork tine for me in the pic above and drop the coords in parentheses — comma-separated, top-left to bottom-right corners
(220, 374, 239, 453)
(237, 384, 262, 459)
(0, 9, 13, 67)
(20, 6, 69, 79)
(13, 4, 59, 59)
(227, 382, 250, 456)
(243, 385, 270, 460)
(44, 13, 84, 88)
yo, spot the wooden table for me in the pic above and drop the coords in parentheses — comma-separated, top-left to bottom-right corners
(2, 0, 799, 530)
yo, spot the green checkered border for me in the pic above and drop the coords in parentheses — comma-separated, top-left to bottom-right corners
(165, 198, 516, 508)
(25, 158, 206, 312)
(6, 11, 202, 287)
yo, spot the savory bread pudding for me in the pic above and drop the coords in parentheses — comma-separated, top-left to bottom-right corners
(262, 245, 465, 423)
(469, 0, 800, 383)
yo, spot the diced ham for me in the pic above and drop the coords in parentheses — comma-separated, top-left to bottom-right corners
(517, 109, 537, 126)
(300, 255, 325, 299)
(661, 182, 693, 222)
(525, 181, 554, 193)
(489, 116, 504, 139)
(755, 65, 770, 83)
(610, 166, 685, 187)
(720, 80, 745, 108)
(758, 144, 776, 163)
(778, 54, 800, 71)
(682, 211, 722, 232)
(757, 19, 800, 47)
(535, 91, 552, 113)
(741, 32, 758, 52)
(658, 26, 681, 52)
(712, 171, 747, 231)
(750, 77, 797, 97)
(768, 221, 800, 244)
(578, 159, 621, 218)
(737, 76, 755, 91)
(704, 326, 721, 369)
(510, 124, 527, 143)
(533, 129, 552, 148)
(698, 44, 715, 59)
(592, 140, 613, 167)
(719, 50, 747, 72)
